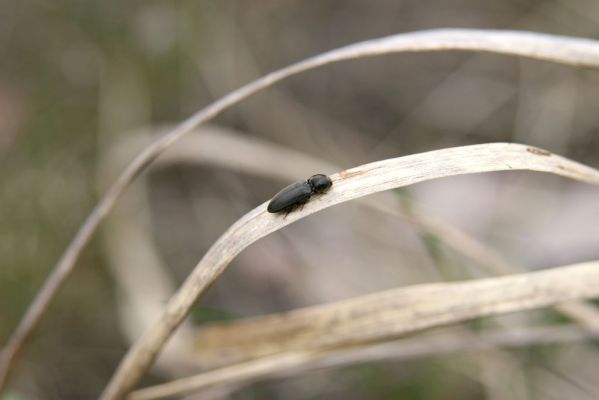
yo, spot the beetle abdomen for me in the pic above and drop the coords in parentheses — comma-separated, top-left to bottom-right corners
(267, 181, 312, 213)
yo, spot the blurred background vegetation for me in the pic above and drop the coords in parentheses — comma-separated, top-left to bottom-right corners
(1, 1, 599, 399)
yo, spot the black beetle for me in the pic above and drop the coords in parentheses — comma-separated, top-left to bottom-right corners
(267, 174, 333, 214)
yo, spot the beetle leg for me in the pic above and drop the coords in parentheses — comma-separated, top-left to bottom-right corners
(282, 205, 296, 218)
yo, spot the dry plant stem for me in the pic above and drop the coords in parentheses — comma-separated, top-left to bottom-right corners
(151, 128, 599, 332)
(106, 128, 599, 376)
(102, 129, 598, 395)
(101, 142, 599, 399)
(191, 258, 599, 361)
(400, 207, 599, 330)
(133, 127, 599, 364)
(4, 28, 599, 392)
(130, 321, 599, 400)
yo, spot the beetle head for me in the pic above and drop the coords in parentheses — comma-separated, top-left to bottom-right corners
(307, 174, 332, 194)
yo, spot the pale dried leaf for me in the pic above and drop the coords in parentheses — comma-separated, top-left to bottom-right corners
(103, 142, 599, 399)
(131, 259, 599, 400)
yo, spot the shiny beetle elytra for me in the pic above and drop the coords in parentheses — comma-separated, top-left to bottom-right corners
(267, 174, 333, 214)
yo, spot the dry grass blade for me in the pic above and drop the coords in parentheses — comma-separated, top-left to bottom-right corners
(8, 27, 577, 390)
(190, 260, 599, 363)
(148, 127, 599, 333)
(4, 27, 599, 394)
(102, 127, 599, 376)
(100, 142, 599, 399)
(129, 259, 599, 400)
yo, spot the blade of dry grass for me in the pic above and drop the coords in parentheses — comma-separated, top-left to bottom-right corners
(129, 261, 599, 400)
(135, 318, 599, 400)
(189, 258, 599, 363)
(130, 127, 599, 342)
(99, 142, 599, 399)
(398, 207, 599, 331)
(99, 148, 199, 375)
(156, 127, 599, 334)
(5, 27, 599, 393)
(101, 127, 599, 396)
